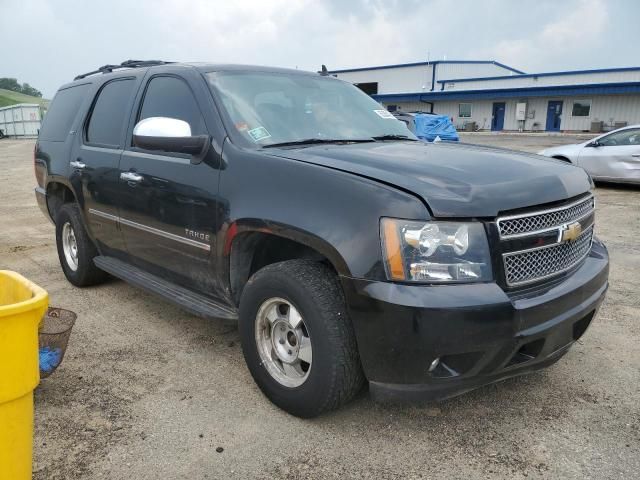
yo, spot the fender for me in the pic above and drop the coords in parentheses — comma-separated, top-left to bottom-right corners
(216, 141, 429, 288)
(221, 219, 353, 305)
(224, 218, 350, 273)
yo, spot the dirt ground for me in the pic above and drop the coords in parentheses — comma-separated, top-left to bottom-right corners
(1, 135, 638, 479)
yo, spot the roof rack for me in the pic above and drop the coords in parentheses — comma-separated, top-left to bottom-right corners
(74, 60, 174, 80)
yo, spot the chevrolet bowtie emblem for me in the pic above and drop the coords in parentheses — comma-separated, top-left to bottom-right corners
(561, 222, 582, 242)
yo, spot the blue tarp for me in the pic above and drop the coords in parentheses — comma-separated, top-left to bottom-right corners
(414, 114, 459, 142)
(39, 346, 62, 373)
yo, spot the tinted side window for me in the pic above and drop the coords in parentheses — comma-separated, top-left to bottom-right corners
(138, 76, 205, 136)
(600, 129, 640, 147)
(86, 79, 136, 147)
(39, 84, 90, 142)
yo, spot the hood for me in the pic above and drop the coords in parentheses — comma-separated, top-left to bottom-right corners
(539, 142, 585, 157)
(268, 141, 592, 218)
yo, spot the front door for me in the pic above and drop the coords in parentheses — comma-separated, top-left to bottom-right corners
(491, 102, 505, 131)
(578, 128, 640, 182)
(546, 101, 563, 131)
(118, 73, 222, 295)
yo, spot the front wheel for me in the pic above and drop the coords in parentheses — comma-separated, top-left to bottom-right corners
(239, 260, 364, 417)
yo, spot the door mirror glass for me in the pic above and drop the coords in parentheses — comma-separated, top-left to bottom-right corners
(133, 117, 209, 159)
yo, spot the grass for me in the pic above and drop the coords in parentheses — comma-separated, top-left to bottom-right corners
(0, 88, 49, 109)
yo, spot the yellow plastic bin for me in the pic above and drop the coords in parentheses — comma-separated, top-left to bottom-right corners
(0, 271, 48, 480)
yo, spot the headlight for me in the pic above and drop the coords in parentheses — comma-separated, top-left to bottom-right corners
(380, 218, 493, 283)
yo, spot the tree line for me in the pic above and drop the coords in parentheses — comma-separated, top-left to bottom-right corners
(0, 78, 43, 98)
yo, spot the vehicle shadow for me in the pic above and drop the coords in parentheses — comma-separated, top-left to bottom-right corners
(595, 180, 640, 191)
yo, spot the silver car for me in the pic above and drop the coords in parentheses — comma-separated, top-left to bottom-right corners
(539, 125, 640, 184)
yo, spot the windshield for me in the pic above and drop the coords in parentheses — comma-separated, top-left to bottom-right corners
(206, 71, 416, 147)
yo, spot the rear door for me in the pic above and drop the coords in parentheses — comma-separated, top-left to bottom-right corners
(578, 128, 640, 182)
(70, 76, 142, 256)
(118, 69, 224, 296)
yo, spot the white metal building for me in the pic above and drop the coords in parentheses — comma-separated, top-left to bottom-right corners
(330, 61, 640, 133)
(0, 103, 42, 138)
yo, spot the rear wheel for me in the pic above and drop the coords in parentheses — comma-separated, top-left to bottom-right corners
(55, 203, 108, 287)
(239, 260, 364, 417)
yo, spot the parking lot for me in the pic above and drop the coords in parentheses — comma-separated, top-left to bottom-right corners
(1, 135, 638, 479)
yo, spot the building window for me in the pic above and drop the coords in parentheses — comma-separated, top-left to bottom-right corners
(459, 103, 472, 118)
(571, 99, 591, 117)
(355, 82, 378, 95)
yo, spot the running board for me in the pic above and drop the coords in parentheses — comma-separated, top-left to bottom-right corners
(94, 256, 238, 320)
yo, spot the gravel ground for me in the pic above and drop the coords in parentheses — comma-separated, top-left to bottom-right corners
(1, 136, 638, 479)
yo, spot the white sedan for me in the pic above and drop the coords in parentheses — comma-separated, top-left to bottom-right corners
(539, 125, 640, 185)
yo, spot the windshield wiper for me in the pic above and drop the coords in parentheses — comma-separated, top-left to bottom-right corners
(371, 134, 417, 141)
(262, 138, 374, 148)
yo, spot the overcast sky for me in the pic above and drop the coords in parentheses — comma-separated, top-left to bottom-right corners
(1, 0, 638, 98)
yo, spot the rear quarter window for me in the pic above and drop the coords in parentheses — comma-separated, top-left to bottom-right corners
(39, 83, 90, 142)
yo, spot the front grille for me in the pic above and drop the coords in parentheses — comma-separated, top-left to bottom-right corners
(503, 226, 593, 286)
(498, 195, 595, 237)
(497, 194, 596, 287)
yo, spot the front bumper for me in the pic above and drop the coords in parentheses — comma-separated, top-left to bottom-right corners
(341, 238, 609, 403)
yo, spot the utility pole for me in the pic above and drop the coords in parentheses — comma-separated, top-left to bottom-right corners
(423, 51, 431, 91)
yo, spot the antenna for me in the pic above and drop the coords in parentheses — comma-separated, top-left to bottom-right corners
(319, 64, 329, 76)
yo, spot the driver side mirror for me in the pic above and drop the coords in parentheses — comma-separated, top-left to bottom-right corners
(587, 140, 602, 148)
(133, 117, 209, 163)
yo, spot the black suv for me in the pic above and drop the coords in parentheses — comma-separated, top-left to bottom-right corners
(35, 60, 609, 417)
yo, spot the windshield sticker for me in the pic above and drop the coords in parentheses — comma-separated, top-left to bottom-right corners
(248, 126, 271, 142)
(374, 109, 395, 119)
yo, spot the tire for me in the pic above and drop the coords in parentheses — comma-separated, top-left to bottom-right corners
(55, 203, 108, 287)
(239, 260, 364, 417)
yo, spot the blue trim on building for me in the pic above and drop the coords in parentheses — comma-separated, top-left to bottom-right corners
(431, 63, 437, 91)
(493, 61, 525, 74)
(437, 66, 640, 84)
(329, 60, 525, 75)
(372, 82, 640, 103)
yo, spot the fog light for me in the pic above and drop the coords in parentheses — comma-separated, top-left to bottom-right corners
(428, 357, 440, 372)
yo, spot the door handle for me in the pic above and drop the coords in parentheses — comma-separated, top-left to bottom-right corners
(69, 160, 86, 169)
(632, 154, 640, 158)
(120, 172, 143, 183)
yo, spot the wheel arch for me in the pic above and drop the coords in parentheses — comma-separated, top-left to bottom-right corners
(45, 178, 79, 222)
(225, 220, 350, 306)
(552, 155, 573, 164)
